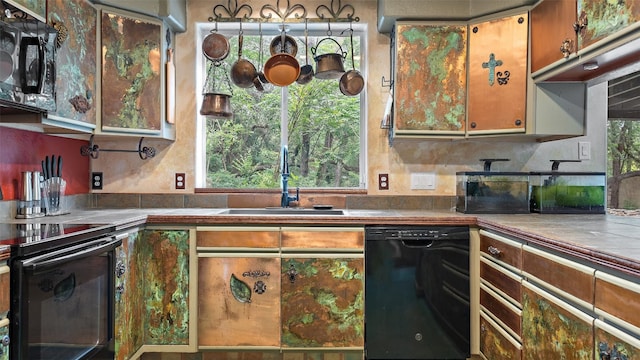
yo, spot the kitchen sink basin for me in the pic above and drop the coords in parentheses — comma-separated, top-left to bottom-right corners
(219, 208, 345, 216)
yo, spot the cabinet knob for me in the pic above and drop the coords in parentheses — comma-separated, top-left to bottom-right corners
(287, 264, 298, 283)
(515, 119, 522, 126)
(487, 246, 502, 257)
(1, 335, 9, 346)
(560, 39, 574, 58)
(470, 122, 477, 129)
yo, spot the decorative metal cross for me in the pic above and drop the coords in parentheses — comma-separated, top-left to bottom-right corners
(482, 53, 503, 86)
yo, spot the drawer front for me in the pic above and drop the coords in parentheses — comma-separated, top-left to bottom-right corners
(197, 227, 280, 248)
(595, 271, 640, 330)
(480, 256, 522, 304)
(281, 227, 364, 250)
(522, 245, 595, 308)
(479, 230, 522, 271)
(480, 283, 521, 337)
(0, 266, 8, 318)
(480, 311, 522, 360)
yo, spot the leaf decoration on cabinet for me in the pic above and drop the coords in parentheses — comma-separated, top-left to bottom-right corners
(230, 273, 252, 303)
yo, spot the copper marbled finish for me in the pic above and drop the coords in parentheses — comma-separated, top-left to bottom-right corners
(47, 0, 97, 124)
(138, 229, 190, 345)
(595, 325, 640, 360)
(115, 231, 144, 360)
(578, 0, 640, 49)
(281, 257, 364, 348)
(0, 323, 7, 360)
(480, 314, 522, 360)
(522, 286, 593, 360)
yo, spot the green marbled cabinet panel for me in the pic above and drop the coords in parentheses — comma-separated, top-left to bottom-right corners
(595, 325, 640, 360)
(578, 0, 640, 49)
(4, 0, 45, 20)
(0, 324, 7, 360)
(522, 286, 593, 360)
(47, 0, 97, 124)
(101, 11, 162, 132)
(138, 229, 190, 345)
(115, 231, 144, 359)
(394, 24, 467, 132)
(281, 257, 364, 348)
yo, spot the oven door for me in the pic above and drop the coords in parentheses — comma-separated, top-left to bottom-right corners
(10, 236, 122, 360)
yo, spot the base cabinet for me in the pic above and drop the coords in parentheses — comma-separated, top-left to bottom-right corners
(115, 230, 144, 359)
(281, 257, 364, 348)
(480, 311, 522, 360)
(522, 282, 594, 360)
(198, 256, 281, 347)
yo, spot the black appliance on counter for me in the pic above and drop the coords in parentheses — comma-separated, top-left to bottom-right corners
(0, 18, 57, 114)
(365, 225, 470, 360)
(1, 223, 120, 360)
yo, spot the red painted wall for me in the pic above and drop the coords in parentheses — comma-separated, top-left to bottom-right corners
(0, 127, 90, 200)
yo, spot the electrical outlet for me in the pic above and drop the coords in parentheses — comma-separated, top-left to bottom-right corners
(378, 173, 389, 190)
(91, 172, 103, 190)
(175, 173, 186, 189)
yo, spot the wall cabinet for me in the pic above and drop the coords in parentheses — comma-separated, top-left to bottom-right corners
(467, 13, 528, 135)
(391, 22, 468, 137)
(197, 226, 364, 354)
(3, 0, 45, 21)
(46, 0, 98, 132)
(530, 0, 577, 74)
(95, 7, 173, 139)
(577, 0, 640, 50)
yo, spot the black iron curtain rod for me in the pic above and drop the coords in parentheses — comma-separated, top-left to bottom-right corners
(208, 0, 359, 24)
(80, 135, 156, 160)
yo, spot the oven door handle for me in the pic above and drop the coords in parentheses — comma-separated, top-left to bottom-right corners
(22, 237, 122, 272)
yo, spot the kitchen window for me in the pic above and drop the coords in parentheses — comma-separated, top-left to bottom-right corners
(195, 22, 366, 189)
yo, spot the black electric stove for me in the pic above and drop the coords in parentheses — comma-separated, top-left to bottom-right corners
(0, 223, 116, 258)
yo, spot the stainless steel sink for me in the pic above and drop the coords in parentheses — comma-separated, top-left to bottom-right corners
(219, 208, 345, 215)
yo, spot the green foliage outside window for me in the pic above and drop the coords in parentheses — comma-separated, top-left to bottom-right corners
(203, 33, 362, 189)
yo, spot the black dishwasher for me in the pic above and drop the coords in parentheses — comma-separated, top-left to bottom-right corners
(365, 225, 470, 360)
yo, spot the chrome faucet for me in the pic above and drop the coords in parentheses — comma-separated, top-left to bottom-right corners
(280, 145, 299, 208)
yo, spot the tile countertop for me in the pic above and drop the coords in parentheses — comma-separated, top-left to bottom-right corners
(2, 208, 640, 275)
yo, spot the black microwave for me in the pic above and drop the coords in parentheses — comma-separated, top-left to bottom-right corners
(0, 18, 56, 113)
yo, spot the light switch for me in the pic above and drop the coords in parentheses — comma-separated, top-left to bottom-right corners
(411, 172, 436, 190)
(578, 141, 591, 160)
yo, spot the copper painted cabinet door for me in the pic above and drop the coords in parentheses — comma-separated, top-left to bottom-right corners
(198, 256, 281, 347)
(0, 322, 7, 360)
(114, 231, 144, 360)
(393, 22, 467, 136)
(47, 0, 98, 127)
(468, 13, 528, 134)
(522, 282, 594, 360)
(530, 0, 577, 73)
(100, 8, 163, 134)
(281, 257, 364, 348)
(480, 311, 522, 360)
(138, 229, 191, 345)
(578, 0, 640, 49)
(594, 320, 640, 360)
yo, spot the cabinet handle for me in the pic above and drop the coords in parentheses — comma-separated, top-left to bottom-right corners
(116, 284, 125, 298)
(573, 13, 588, 36)
(116, 260, 126, 278)
(487, 246, 502, 257)
(480, 324, 486, 333)
(287, 264, 298, 283)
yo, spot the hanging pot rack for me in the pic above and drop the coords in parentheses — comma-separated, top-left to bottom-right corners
(207, 0, 359, 24)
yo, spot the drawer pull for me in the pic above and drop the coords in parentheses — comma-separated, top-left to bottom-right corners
(488, 246, 502, 257)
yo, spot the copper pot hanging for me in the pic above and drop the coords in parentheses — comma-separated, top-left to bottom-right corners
(264, 29, 300, 87)
(339, 27, 364, 96)
(312, 37, 346, 80)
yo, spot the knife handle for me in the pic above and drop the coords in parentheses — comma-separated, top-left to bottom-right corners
(57, 155, 63, 178)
